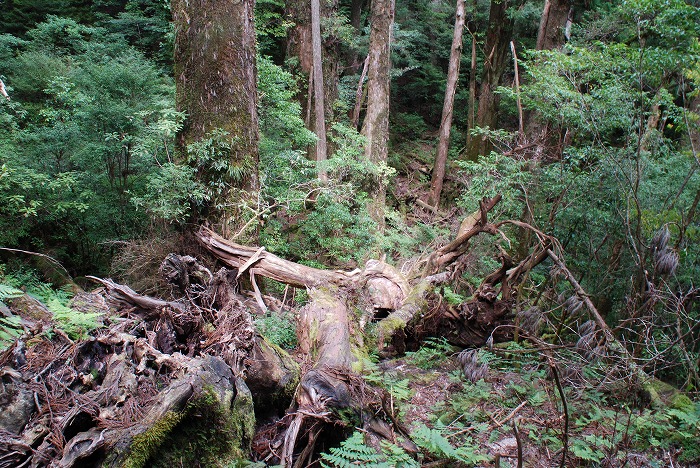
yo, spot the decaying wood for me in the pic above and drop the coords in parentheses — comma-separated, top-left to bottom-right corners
(197, 193, 563, 465)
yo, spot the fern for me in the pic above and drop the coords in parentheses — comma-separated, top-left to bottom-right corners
(320, 432, 388, 468)
(47, 298, 103, 340)
(412, 424, 487, 466)
(0, 315, 23, 350)
(320, 431, 420, 468)
(0, 283, 24, 301)
(0, 282, 25, 350)
(363, 359, 412, 402)
(405, 337, 454, 370)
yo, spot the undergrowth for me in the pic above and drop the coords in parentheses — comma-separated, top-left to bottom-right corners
(0, 264, 103, 345)
(254, 309, 297, 349)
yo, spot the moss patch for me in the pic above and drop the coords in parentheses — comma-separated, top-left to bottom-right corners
(122, 387, 249, 468)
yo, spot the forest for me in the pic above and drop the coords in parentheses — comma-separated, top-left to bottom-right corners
(1, 0, 699, 466)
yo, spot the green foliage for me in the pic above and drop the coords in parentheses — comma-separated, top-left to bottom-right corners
(0, 315, 23, 350)
(320, 431, 418, 468)
(320, 432, 391, 468)
(0, 16, 178, 274)
(45, 298, 102, 340)
(411, 424, 488, 465)
(131, 162, 207, 224)
(255, 310, 298, 349)
(0, 280, 25, 350)
(405, 337, 454, 370)
(362, 359, 412, 402)
(1, 265, 102, 340)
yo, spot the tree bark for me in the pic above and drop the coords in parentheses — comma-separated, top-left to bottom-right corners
(465, 0, 515, 161)
(427, 0, 466, 207)
(286, 0, 339, 163)
(526, 0, 573, 159)
(536, 0, 572, 51)
(467, 28, 477, 148)
(172, 0, 259, 208)
(362, 0, 395, 228)
(311, 0, 329, 181)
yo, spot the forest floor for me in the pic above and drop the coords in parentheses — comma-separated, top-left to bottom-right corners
(369, 340, 696, 468)
(2, 273, 699, 467)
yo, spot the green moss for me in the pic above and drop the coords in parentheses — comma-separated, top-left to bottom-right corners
(123, 411, 184, 468)
(670, 393, 694, 412)
(644, 379, 681, 408)
(122, 386, 252, 468)
(377, 316, 406, 335)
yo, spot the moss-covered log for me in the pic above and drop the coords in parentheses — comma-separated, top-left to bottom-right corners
(59, 356, 255, 468)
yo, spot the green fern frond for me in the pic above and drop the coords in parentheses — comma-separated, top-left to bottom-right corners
(320, 432, 393, 468)
(47, 298, 102, 340)
(0, 283, 24, 301)
(0, 315, 23, 350)
(412, 424, 487, 465)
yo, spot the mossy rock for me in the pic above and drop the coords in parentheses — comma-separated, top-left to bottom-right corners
(643, 378, 684, 408)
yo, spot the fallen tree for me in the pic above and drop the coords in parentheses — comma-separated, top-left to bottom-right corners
(5, 194, 649, 466)
(195, 195, 558, 464)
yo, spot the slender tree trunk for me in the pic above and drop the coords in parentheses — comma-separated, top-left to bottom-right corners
(467, 29, 477, 148)
(286, 0, 339, 164)
(350, 0, 365, 30)
(172, 0, 259, 231)
(362, 0, 395, 229)
(311, 0, 328, 181)
(465, 0, 514, 161)
(428, 0, 466, 207)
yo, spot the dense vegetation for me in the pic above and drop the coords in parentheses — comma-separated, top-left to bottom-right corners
(1, 0, 699, 465)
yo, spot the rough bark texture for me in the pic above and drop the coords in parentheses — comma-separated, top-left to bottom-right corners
(536, 0, 572, 51)
(173, 0, 259, 190)
(428, 0, 466, 207)
(466, 0, 514, 161)
(362, 0, 395, 227)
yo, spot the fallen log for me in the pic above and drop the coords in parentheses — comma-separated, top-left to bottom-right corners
(197, 195, 557, 465)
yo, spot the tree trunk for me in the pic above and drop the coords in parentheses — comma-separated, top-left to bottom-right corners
(526, 0, 574, 159)
(427, 0, 466, 208)
(467, 27, 477, 148)
(311, 0, 329, 181)
(536, 0, 572, 51)
(362, 0, 395, 229)
(172, 0, 259, 230)
(286, 0, 339, 164)
(465, 0, 514, 161)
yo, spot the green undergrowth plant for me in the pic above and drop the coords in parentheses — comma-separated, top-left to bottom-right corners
(254, 309, 297, 349)
(320, 426, 487, 468)
(0, 282, 24, 349)
(404, 337, 455, 370)
(411, 423, 488, 465)
(361, 359, 412, 403)
(1, 264, 102, 341)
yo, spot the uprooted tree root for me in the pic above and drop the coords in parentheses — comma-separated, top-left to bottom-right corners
(2, 194, 660, 467)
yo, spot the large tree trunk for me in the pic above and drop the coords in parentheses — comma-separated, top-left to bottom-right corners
(172, 0, 259, 232)
(428, 0, 466, 207)
(536, 0, 573, 51)
(362, 0, 395, 228)
(465, 0, 515, 161)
